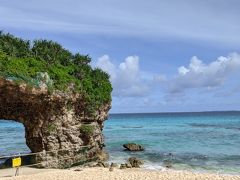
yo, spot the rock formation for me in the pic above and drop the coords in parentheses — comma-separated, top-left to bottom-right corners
(0, 78, 111, 168)
(123, 143, 144, 151)
(128, 157, 144, 168)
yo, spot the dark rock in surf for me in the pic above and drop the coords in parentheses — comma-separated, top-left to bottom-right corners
(128, 157, 144, 168)
(123, 143, 144, 151)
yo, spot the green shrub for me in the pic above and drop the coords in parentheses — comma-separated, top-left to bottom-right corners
(0, 32, 112, 112)
(80, 124, 94, 136)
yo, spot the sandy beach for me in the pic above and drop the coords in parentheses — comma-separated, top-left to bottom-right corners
(1, 167, 240, 180)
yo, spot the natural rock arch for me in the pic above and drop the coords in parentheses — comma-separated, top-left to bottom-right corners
(0, 78, 110, 168)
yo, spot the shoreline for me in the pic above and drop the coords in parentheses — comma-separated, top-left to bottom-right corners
(141, 163, 240, 176)
(1, 167, 240, 180)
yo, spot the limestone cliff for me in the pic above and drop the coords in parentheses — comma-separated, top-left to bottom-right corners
(0, 78, 111, 168)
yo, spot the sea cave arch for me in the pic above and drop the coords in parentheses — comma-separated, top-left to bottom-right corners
(0, 79, 110, 168)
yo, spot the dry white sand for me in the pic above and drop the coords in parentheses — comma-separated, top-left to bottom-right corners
(1, 167, 240, 180)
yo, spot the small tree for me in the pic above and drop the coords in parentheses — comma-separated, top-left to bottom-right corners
(73, 53, 91, 66)
(32, 40, 72, 65)
(0, 31, 31, 58)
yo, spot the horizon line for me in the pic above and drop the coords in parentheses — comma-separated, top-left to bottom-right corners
(110, 110, 240, 115)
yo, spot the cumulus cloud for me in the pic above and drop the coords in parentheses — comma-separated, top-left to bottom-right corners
(96, 52, 240, 112)
(96, 55, 116, 80)
(169, 53, 240, 94)
(96, 55, 149, 97)
(97, 52, 240, 108)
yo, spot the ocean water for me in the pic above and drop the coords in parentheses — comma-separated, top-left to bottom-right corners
(1, 111, 240, 174)
(0, 120, 29, 156)
(104, 112, 240, 174)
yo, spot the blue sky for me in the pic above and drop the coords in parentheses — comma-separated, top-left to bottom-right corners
(1, 0, 240, 113)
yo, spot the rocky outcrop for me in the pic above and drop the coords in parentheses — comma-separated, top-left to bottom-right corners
(123, 143, 144, 151)
(128, 157, 144, 168)
(118, 157, 144, 169)
(0, 78, 111, 168)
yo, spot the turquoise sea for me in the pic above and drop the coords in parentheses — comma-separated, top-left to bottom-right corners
(1, 111, 240, 174)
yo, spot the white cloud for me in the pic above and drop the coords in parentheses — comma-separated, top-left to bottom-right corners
(178, 66, 190, 75)
(169, 53, 240, 93)
(96, 52, 240, 112)
(97, 52, 240, 100)
(96, 55, 149, 97)
(96, 55, 116, 80)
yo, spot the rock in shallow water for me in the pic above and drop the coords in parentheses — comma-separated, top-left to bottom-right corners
(128, 157, 144, 168)
(123, 143, 144, 151)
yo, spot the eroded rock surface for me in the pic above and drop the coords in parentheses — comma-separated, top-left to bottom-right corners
(0, 78, 111, 168)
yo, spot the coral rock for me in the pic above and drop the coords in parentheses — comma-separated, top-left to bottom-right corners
(0, 79, 111, 168)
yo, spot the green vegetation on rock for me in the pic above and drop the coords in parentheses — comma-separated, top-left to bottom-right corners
(80, 124, 94, 136)
(0, 31, 112, 112)
(47, 123, 57, 133)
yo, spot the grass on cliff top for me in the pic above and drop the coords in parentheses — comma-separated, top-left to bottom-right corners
(0, 31, 112, 113)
